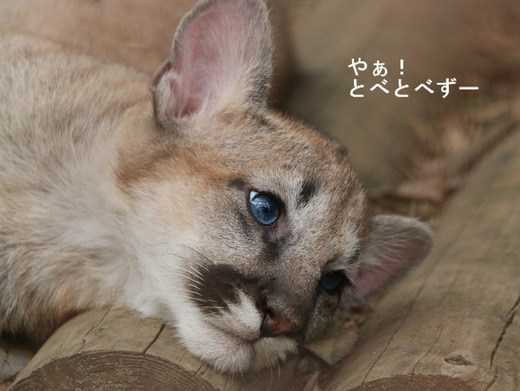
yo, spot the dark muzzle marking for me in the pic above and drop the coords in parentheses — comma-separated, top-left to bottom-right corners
(187, 264, 257, 315)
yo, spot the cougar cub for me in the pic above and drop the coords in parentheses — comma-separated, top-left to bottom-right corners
(0, 0, 432, 373)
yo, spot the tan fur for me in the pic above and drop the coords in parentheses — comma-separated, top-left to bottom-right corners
(0, 0, 432, 373)
(0, 32, 151, 338)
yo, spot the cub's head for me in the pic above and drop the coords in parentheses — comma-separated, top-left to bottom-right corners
(120, 0, 433, 373)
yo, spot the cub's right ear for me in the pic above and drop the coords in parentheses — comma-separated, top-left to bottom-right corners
(347, 215, 433, 303)
(151, 0, 273, 128)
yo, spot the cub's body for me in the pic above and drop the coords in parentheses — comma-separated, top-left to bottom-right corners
(0, 0, 432, 373)
(0, 33, 151, 337)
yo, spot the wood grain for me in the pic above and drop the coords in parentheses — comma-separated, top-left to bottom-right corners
(320, 129, 520, 390)
(9, 308, 328, 391)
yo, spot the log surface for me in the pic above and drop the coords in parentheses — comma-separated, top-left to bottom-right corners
(321, 129, 520, 390)
(9, 307, 328, 391)
(10, 309, 245, 391)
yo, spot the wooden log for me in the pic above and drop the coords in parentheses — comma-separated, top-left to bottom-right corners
(8, 307, 332, 391)
(9, 309, 238, 391)
(319, 129, 520, 390)
(8, 301, 367, 390)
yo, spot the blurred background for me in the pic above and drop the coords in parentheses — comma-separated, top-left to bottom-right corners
(283, 0, 520, 219)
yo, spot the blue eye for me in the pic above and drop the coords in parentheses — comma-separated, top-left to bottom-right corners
(249, 191, 280, 226)
(319, 271, 347, 292)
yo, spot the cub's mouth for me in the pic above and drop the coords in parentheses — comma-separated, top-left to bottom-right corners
(175, 303, 298, 374)
(179, 263, 331, 373)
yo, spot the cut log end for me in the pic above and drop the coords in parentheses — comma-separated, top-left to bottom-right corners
(12, 352, 220, 391)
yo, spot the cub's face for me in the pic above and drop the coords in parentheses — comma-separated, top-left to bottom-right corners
(126, 110, 368, 373)
(122, 0, 432, 374)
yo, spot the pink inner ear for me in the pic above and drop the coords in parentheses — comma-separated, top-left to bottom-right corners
(347, 215, 433, 301)
(168, 1, 261, 117)
(353, 258, 411, 299)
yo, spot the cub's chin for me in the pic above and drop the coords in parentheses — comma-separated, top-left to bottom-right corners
(175, 309, 298, 374)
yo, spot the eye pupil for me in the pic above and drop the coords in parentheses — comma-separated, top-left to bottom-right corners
(249, 191, 280, 226)
(319, 271, 346, 292)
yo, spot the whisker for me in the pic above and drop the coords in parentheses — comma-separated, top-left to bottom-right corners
(181, 274, 204, 287)
(185, 283, 203, 292)
(275, 362, 281, 390)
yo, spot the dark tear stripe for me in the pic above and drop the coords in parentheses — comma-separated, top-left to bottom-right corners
(261, 233, 280, 262)
(235, 206, 254, 240)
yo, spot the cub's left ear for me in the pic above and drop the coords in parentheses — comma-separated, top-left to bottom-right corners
(349, 215, 433, 301)
(151, 0, 273, 127)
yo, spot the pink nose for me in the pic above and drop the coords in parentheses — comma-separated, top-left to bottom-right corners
(260, 305, 293, 337)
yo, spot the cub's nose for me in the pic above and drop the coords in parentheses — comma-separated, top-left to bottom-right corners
(260, 305, 293, 337)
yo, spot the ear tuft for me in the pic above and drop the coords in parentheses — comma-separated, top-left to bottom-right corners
(151, 0, 273, 127)
(349, 215, 433, 301)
